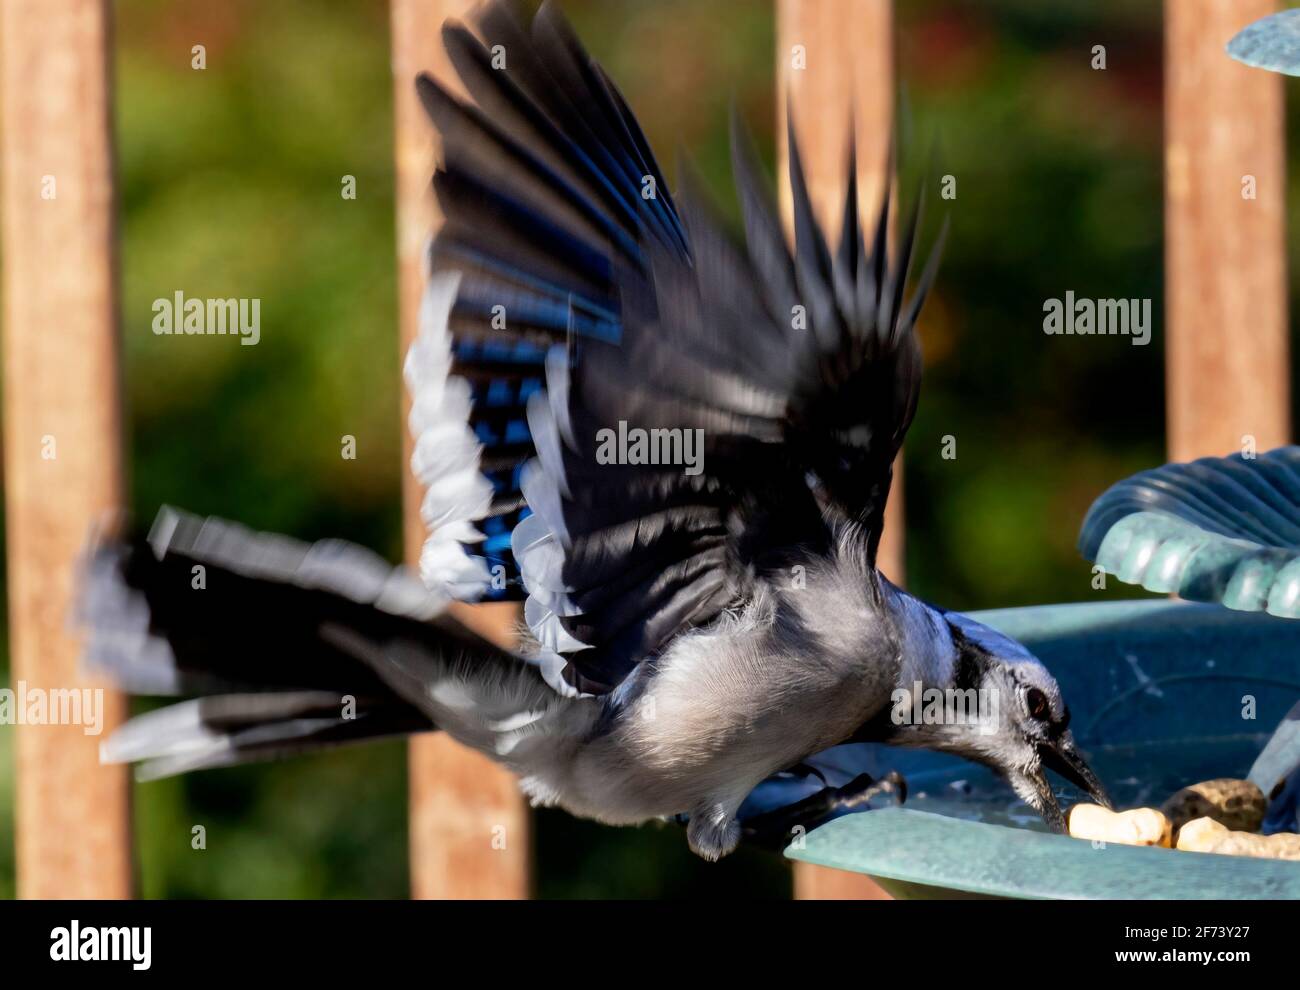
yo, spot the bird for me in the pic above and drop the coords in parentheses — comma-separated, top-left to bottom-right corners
(79, 0, 1109, 861)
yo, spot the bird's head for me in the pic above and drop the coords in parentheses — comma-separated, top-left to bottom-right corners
(881, 607, 1111, 832)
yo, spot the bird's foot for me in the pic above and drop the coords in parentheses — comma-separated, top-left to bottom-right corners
(686, 804, 743, 861)
(741, 770, 907, 851)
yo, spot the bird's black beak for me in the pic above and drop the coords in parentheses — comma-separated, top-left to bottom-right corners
(1028, 733, 1111, 832)
(1010, 735, 1110, 834)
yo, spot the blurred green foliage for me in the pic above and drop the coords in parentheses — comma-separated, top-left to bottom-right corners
(2, 0, 1298, 898)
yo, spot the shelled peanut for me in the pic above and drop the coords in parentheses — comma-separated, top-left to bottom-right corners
(1176, 816, 1300, 860)
(1066, 777, 1298, 862)
(1067, 804, 1172, 847)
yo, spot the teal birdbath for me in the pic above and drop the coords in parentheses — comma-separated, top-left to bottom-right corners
(785, 448, 1300, 898)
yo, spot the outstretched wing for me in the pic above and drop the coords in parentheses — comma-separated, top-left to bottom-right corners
(408, 0, 943, 694)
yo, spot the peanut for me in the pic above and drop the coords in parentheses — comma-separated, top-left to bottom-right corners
(1160, 778, 1267, 833)
(1175, 816, 1300, 860)
(1067, 803, 1172, 847)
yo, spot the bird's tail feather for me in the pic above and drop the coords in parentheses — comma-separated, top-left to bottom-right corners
(79, 508, 561, 779)
(99, 692, 428, 782)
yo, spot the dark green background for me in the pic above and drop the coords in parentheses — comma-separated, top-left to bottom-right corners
(0, 0, 1292, 897)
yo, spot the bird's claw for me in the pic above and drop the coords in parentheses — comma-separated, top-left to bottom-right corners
(739, 769, 908, 851)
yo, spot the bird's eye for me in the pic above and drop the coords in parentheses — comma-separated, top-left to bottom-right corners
(1026, 687, 1050, 721)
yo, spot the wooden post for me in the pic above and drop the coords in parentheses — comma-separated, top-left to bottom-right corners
(1, 0, 131, 898)
(391, 0, 530, 899)
(778, 0, 896, 901)
(1165, 0, 1289, 461)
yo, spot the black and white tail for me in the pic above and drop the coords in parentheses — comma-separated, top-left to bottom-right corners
(80, 508, 568, 780)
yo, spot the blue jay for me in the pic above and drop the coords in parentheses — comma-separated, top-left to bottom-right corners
(81, 0, 1109, 860)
